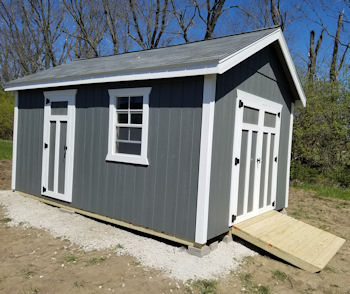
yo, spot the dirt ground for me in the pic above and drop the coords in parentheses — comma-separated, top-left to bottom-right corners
(0, 159, 349, 293)
(0, 160, 11, 190)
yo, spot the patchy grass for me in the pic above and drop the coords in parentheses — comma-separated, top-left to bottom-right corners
(87, 256, 106, 265)
(186, 279, 217, 294)
(272, 270, 288, 281)
(1, 217, 12, 223)
(73, 281, 85, 288)
(115, 243, 124, 249)
(240, 273, 270, 294)
(293, 184, 350, 200)
(64, 254, 78, 263)
(22, 269, 36, 279)
(0, 139, 12, 160)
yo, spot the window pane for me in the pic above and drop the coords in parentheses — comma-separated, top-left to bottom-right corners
(117, 97, 128, 109)
(130, 113, 142, 124)
(116, 127, 129, 140)
(117, 112, 128, 124)
(130, 96, 143, 109)
(243, 106, 259, 125)
(51, 101, 68, 115)
(130, 128, 142, 141)
(116, 142, 141, 155)
(264, 112, 276, 128)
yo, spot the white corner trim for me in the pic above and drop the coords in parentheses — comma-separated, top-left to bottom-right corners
(11, 91, 18, 191)
(195, 74, 217, 244)
(4, 29, 306, 107)
(285, 102, 294, 208)
(106, 87, 151, 166)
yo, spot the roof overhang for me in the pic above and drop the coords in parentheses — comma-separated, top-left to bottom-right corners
(4, 28, 306, 106)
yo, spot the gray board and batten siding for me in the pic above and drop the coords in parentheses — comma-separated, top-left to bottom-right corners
(15, 76, 203, 242)
(207, 44, 294, 240)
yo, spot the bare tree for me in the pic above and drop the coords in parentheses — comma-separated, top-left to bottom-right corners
(194, 0, 230, 40)
(329, 10, 349, 82)
(170, 0, 196, 43)
(0, 0, 43, 80)
(307, 29, 324, 82)
(63, 0, 107, 57)
(128, 0, 170, 49)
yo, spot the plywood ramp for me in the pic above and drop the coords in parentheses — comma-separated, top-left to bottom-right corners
(232, 210, 345, 272)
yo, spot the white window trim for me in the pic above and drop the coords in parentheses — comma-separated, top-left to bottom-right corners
(106, 87, 151, 166)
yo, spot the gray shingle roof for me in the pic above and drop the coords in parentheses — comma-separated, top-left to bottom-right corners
(6, 27, 279, 88)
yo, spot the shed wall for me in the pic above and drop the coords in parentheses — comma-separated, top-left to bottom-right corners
(15, 77, 203, 241)
(208, 45, 294, 240)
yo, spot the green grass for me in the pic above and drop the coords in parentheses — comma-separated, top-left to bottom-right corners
(185, 279, 217, 294)
(272, 270, 288, 281)
(294, 184, 350, 201)
(240, 273, 270, 294)
(64, 254, 78, 263)
(87, 256, 106, 265)
(0, 139, 12, 160)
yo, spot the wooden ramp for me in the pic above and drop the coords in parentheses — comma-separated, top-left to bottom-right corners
(232, 210, 345, 272)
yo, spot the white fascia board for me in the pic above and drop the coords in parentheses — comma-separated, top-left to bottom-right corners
(4, 62, 218, 91)
(195, 74, 216, 245)
(217, 29, 306, 107)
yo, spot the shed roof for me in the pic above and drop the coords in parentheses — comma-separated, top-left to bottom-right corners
(4, 27, 306, 106)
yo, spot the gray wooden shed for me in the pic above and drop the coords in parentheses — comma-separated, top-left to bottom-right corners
(5, 27, 306, 246)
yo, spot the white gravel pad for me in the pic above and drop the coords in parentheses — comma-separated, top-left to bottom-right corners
(0, 191, 256, 281)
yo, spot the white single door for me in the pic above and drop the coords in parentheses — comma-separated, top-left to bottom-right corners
(229, 90, 282, 224)
(41, 90, 76, 202)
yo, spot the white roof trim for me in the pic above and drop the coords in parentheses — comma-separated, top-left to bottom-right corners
(5, 28, 306, 106)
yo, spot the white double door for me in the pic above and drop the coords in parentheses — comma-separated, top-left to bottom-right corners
(230, 90, 282, 224)
(41, 91, 76, 202)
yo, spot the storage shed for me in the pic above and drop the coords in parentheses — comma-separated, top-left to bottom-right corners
(5, 27, 306, 247)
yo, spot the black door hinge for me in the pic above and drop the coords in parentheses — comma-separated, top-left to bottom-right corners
(42, 187, 46, 192)
(274, 156, 278, 162)
(238, 100, 243, 108)
(278, 112, 281, 117)
(46, 98, 50, 104)
(44, 143, 48, 149)
(235, 158, 240, 165)
(232, 215, 236, 222)
(272, 201, 276, 207)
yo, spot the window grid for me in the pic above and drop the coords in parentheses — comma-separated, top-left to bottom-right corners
(115, 96, 143, 154)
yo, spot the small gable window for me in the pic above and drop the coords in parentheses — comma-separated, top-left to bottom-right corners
(106, 88, 151, 165)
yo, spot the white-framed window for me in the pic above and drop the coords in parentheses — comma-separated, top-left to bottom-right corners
(106, 87, 151, 165)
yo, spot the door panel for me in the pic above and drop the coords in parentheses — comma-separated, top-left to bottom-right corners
(58, 121, 67, 194)
(229, 90, 282, 225)
(237, 130, 248, 216)
(247, 131, 258, 213)
(48, 121, 56, 191)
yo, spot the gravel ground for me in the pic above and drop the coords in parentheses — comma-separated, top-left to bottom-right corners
(0, 190, 255, 281)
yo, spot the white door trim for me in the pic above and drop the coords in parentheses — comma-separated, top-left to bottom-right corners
(11, 91, 19, 191)
(228, 90, 282, 226)
(195, 74, 217, 244)
(41, 89, 77, 202)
